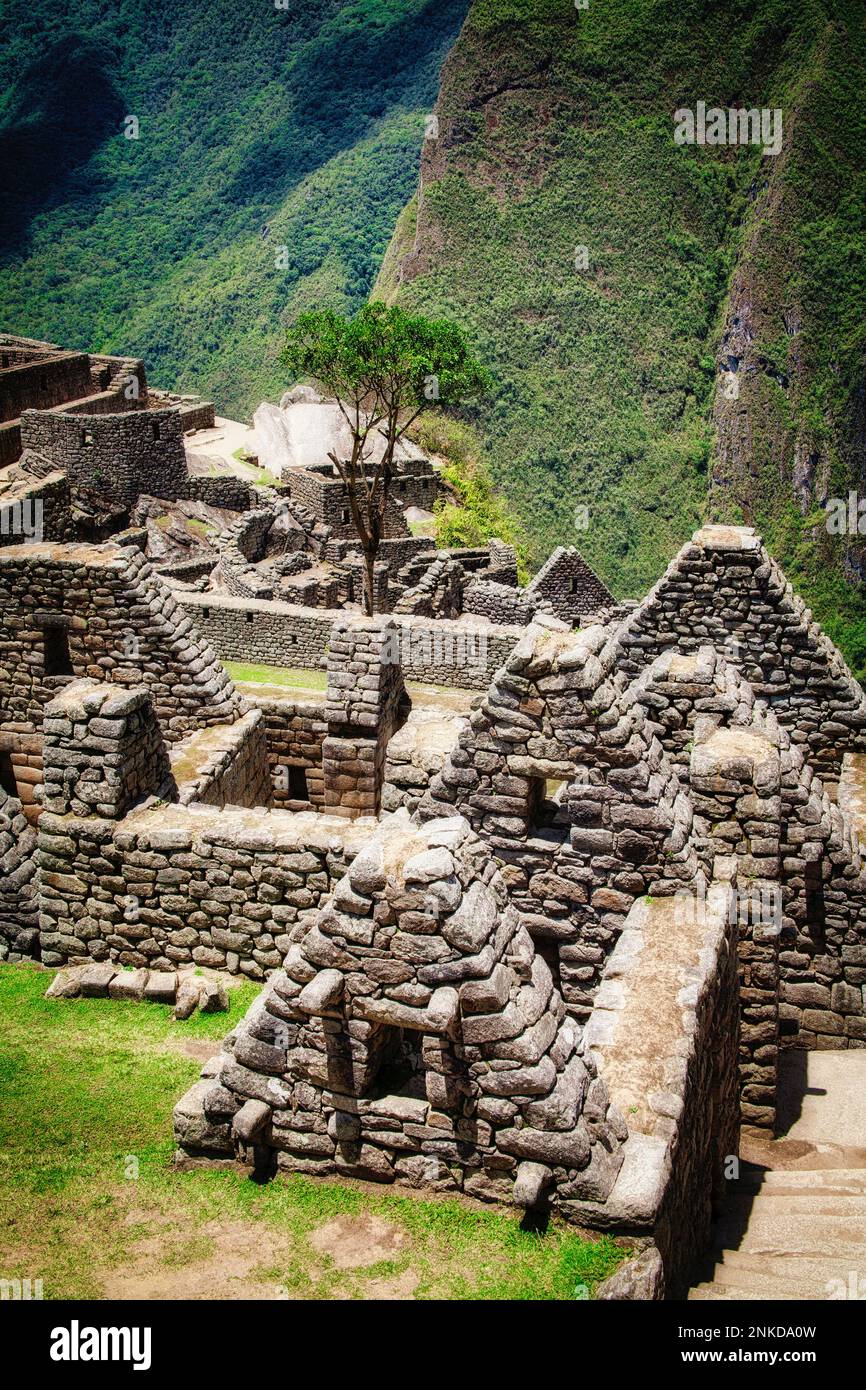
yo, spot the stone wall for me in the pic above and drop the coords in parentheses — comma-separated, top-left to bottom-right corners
(41, 680, 176, 819)
(322, 616, 408, 820)
(286, 461, 439, 539)
(0, 352, 94, 424)
(246, 695, 327, 811)
(525, 546, 615, 624)
(184, 476, 257, 512)
(615, 525, 866, 771)
(173, 814, 626, 1212)
(0, 472, 76, 548)
(463, 578, 543, 626)
(581, 887, 740, 1297)
(0, 787, 39, 959)
(37, 800, 369, 976)
(170, 708, 272, 810)
(19, 407, 189, 509)
(175, 590, 523, 690)
(421, 621, 699, 1019)
(0, 542, 244, 745)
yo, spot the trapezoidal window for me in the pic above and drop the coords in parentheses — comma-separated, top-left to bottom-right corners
(529, 776, 569, 835)
(151, 421, 160, 441)
(287, 765, 308, 801)
(80, 428, 94, 447)
(43, 625, 73, 677)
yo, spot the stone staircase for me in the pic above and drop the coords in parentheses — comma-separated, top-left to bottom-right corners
(689, 1051, 866, 1301)
(689, 1168, 866, 1300)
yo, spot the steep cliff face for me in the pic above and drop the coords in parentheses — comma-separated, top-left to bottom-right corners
(709, 17, 866, 668)
(380, 0, 866, 671)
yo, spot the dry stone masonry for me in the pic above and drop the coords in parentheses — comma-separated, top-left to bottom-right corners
(2, 467, 866, 1299)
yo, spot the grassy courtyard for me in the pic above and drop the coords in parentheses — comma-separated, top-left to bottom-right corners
(0, 963, 627, 1300)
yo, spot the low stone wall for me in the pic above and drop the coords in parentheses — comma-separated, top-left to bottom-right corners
(183, 476, 256, 512)
(581, 887, 740, 1298)
(171, 708, 272, 810)
(463, 578, 541, 626)
(246, 695, 327, 810)
(37, 801, 373, 976)
(175, 591, 522, 690)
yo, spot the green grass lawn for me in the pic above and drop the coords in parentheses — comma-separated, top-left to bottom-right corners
(0, 963, 627, 1300)
(224, 661, 327, 692)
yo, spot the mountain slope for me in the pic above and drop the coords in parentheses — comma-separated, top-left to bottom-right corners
(0, 0, 469, 414)
(378, 0, 866, 669)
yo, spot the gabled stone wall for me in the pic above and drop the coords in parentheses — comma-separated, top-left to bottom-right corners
(615, 525, 866, 770)
(0, 542, 244, 746)
(421, 621, 698, 1018)
(174, 814, 626, 1212)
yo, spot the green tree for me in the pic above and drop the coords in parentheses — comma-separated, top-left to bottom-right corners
(282, 301, 487, 614)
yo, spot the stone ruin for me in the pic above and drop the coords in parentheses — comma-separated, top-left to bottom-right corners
(1, 359, 866, 1296)
(176, 814, 626, 1211)
(0, 336, 612, 631)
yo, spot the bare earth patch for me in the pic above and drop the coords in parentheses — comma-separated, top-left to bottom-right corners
(104, 1219, 294, 1301)
(308, 1213, 409, 1269)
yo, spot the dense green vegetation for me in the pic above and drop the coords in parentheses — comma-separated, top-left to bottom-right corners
(0, 964, 626, 1299)
(0, 0, 469, 413)
(2, 0, 863, 666)
(378, 0, 866, 667)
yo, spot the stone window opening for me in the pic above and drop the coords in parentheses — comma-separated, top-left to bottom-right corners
(530, 776, 569, 836)
(286, 764, 308, 801)
(151, 421, 160, 441)
(43, 624, 73, 678)
(369, 1028, 426, 1102)
(81, 428, 94, 447)
(0, 750, 17, 798)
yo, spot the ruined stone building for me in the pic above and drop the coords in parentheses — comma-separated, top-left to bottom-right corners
(2, 341, 866, 1297)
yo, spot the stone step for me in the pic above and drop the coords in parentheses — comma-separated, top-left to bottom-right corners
(712, 1248, 866, 1288)
(711, 1214, 866, 1260)
(700, 1260, 848, 1301)
(688, 1281, 801, 1302)
(733, 1168, 866, 1195)
(722, 1191, 866, 1217)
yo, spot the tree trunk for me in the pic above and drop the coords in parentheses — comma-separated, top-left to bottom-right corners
(362, 540, 376, 616)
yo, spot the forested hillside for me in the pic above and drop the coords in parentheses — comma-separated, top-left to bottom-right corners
(2, 0, 863, 670)
(379, 0, 866, 670)
(0, 0, 468, 412)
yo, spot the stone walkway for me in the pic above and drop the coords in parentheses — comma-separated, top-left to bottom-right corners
(689, 1051, 866, 1300)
